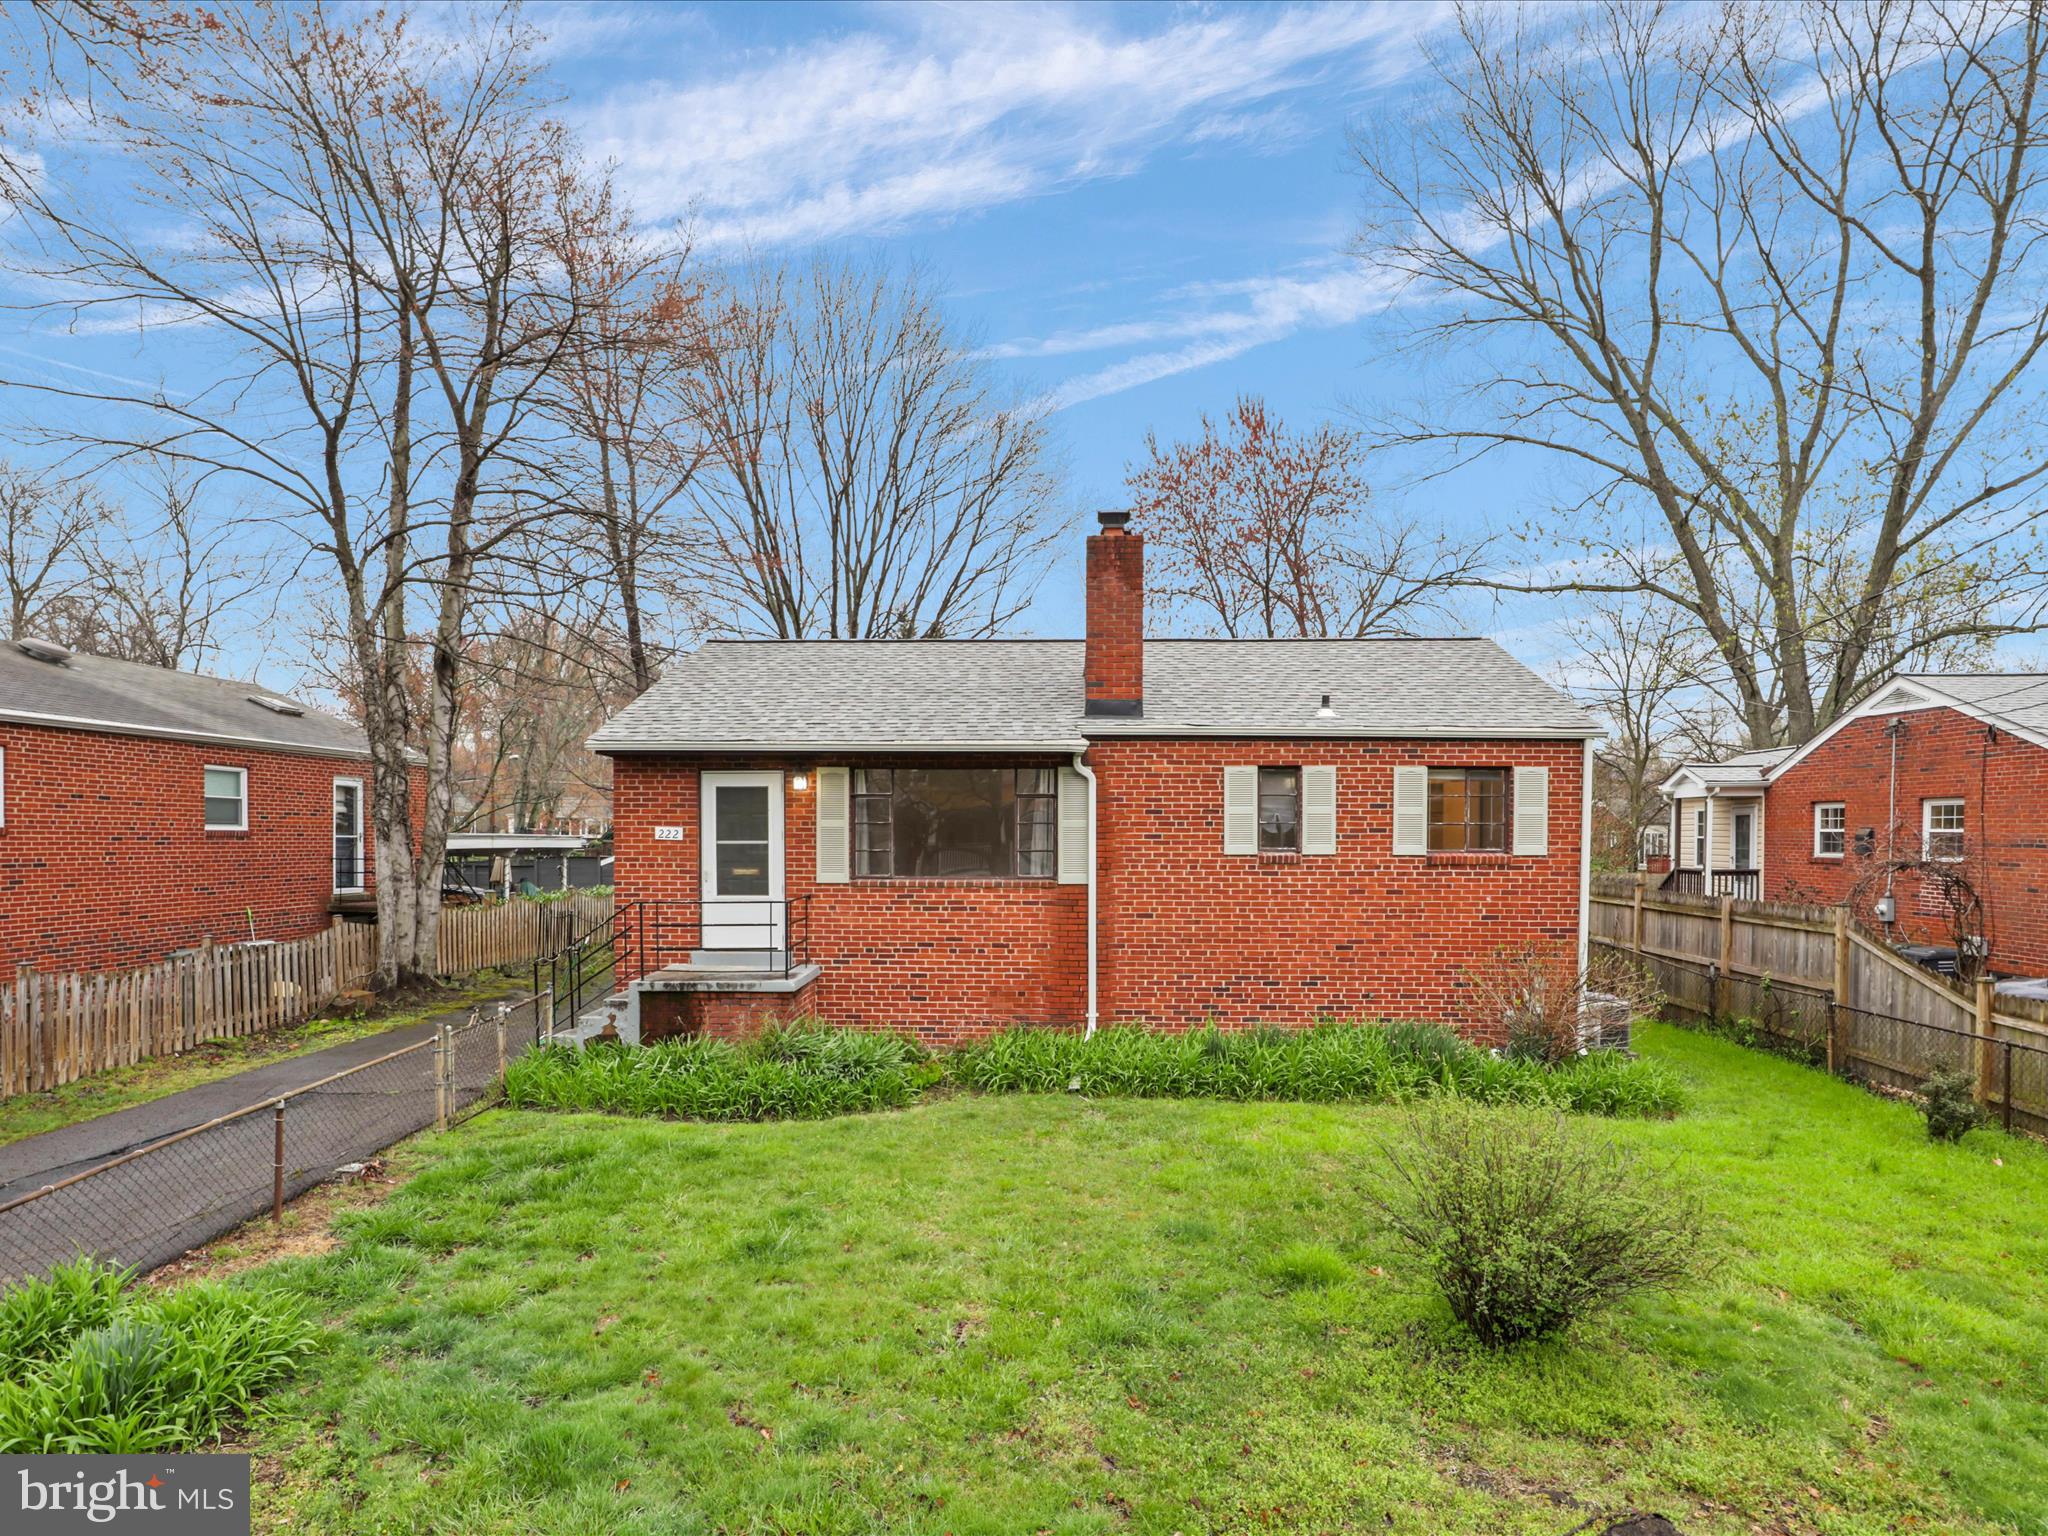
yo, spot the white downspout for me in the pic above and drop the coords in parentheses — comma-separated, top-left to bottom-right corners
(1578, 738, 1593, 974)
(1072, 751, 1099, 1038)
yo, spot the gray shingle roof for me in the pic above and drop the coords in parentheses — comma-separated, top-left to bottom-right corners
(0, 641, 370, 757)
(588, 637, 1598, 753)
(1901, 672, 2048, 741)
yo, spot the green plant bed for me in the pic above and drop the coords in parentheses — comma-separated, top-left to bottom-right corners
(0, 1258, 318, 1453)
(503, 1026, 933, 1121)
(951, 1022, 1684, 1117)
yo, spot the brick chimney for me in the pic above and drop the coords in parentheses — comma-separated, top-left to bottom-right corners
(1084, 509, 1142, 717)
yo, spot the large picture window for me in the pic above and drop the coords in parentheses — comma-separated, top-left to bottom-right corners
(1427, 767, 1505, 852)
(852, 767, 1057, 880)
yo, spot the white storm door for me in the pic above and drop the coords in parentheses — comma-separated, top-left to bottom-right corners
(699, 772, 785, 960)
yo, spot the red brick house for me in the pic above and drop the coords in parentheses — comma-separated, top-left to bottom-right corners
(0, 638, 411, 978)
(1658, 674, 2048, 979)
(586, 513, 1599, 1046)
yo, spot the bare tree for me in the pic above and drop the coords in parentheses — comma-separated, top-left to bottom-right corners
(687, 256, 1062, 639)
(1354, 1, 2048, 747)
(43, 465, 275, 669)
(545, 227, 711, 691)
(1562, 603, 1717, 870)
(0, 458, 102, 640)
(0, 4, 624, 986)
(1120, 395, 1486, 637)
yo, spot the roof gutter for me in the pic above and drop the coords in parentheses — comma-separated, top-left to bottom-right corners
(1071, 751, 1099, 1039)
(589, 737, 1093, 756)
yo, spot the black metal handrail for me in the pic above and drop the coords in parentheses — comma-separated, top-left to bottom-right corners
(531, 897, 816, 1036)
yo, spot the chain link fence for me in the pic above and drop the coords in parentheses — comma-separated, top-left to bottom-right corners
(0, 995, 544, 1285)
(1619, 945, 2048, 1137)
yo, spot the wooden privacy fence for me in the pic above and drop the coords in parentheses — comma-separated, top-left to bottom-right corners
(1591, 873, 2048, 1138)
(0, 892, 609, 1097)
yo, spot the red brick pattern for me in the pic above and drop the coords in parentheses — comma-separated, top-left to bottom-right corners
(1084, 528, 1144, 711)
(611, 737, 1585, 1044)
(639, 981, 821, 1042)
(611, 753, 1085, 1047)
(1762, 705, 2048, 975)
(1091, 738, 1584, 1036)
(0, 720, 413, 978)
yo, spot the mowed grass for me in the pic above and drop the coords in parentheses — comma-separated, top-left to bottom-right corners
(247, 1024, 2048, 1535)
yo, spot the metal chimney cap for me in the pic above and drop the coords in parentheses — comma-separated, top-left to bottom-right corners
(1095, 508, 1132, 530)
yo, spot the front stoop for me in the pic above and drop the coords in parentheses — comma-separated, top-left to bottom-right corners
(563, 963, 825, 1046)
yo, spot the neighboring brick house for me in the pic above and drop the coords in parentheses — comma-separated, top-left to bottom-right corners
(1658, 675, 2048, 979)
(588, 511, 1599, 1047)
(0, 639, 415, 978)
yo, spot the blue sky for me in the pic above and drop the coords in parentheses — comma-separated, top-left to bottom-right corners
(541, 0, 1527, 641)
(5, 1, 1567, 671)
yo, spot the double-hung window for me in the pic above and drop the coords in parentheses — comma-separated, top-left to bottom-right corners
(1692, 808, 1707, 869)
(1813, 803, 1845, 858)
(203, 766, 247, 831)
(333, 778, 365, 891)
(1923, 799, 1965, 862)
(1257, 767, 1300, 852)
(1427, 767, 1506, 852)
(852, 767, 1057, 879)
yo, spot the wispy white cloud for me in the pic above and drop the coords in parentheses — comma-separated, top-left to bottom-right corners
(581, 2, 1449, 248)
(1022, 260, 1410, 410)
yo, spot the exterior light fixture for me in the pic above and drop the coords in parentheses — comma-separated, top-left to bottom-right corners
(792, 772, 810, 791)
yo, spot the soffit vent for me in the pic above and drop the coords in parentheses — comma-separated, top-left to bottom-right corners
(15, 636, 72, 664)
(247, 693, 306, 717)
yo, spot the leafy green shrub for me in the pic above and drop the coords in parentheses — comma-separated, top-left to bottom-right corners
(949, 1023, 1683, 1118)
(0, 1255, 129, 1371)
(1370, 1105, 1710, 1347)
(505, 1026, 925, 1121)
(0, 1260, 319, 1453)
(1919, 1067, 1986, 1143)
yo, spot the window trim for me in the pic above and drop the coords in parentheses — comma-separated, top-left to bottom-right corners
(851, 765, 1059, 882)
(1693, 807, 1707, 870)
(1922, 798, 1966, 863)
(333, 775, 366, 893)
(1257, 765, 1301, 854)
(203, 764, 248, 832)
(1425, 765, 1508, 854)
(1813, 802, 1845, 859)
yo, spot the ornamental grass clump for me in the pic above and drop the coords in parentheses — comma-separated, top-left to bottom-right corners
(950, 1021, 1683, 1118)
(504, 1025, 928, 1121)
(0, 1258, 319, 1453)
(1370, 1104, 1711, 1348)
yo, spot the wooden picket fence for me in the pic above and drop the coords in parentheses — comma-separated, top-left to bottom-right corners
(1592, 873, 2048, 1137)
(0, 892, 609, 1097)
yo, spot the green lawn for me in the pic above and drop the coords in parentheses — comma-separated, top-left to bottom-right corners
(245, 1024, 2048, 1535)
(0, 970, 528, 1147)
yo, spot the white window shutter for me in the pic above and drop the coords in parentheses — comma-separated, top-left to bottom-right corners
(1056, 767, 1089, 884)
(1391, 765, 1428, 855)
(1513, 765, 1550, 855)
(815, 766, 849, 883)
(1301, 765, 1337, 855)
(1222, 766, 1257, 854)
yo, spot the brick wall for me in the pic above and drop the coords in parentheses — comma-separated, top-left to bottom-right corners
(0, 721, 412, 978)
(1083, 526, 1143, 713)
(1763, 705, 2048, 975)
(1091, 738, 1585, 1037)
(611, 737, 1586, 1044)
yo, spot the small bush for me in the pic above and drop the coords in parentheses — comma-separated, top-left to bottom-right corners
(950, 1022, 1684, 1118)
(0, 1259, 319, 1453)
(1919, 1067, 1986, 1143)
(505, 1026, 925, 1121)
(1370, 1105, 1710, 1347)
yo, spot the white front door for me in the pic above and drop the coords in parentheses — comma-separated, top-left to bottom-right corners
(699, 772, 785, 963)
